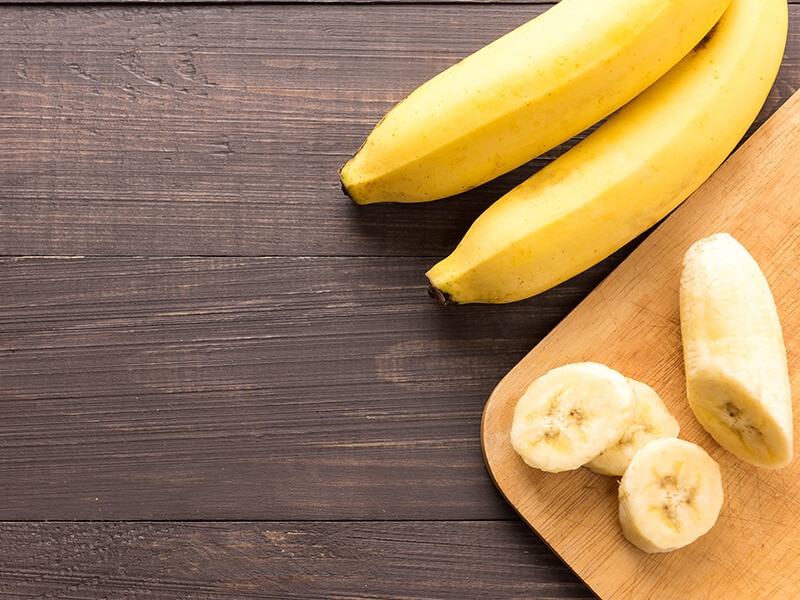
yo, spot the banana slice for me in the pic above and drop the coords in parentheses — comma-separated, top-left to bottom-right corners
(618, 437, 723, 553)
(680, 232, 793, 468)
(510, 362, 636, 473)
(586, 379, 680, 477)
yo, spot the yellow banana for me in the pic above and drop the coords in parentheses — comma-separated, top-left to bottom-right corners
(340, 0, 731, 205)
(426, 0, 787, 304)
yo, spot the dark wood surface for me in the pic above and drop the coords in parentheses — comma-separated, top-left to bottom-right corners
(1, 2, 798, 598)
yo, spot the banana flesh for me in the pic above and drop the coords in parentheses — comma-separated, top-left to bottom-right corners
(340, 0, 732, 205)
(586, 379, 680, 477)
(510, 362, 636, 473)
(680, 233, 793, 468)
(426, 0, 787, 304)
(618, 438, 723, 553)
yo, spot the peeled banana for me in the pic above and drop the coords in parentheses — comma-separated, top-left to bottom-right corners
(680, 233, 793, 469)
(510, 362, 636, 473)
(618, 437, 724, 553)
(340, 0, 732, 205)
(426, 0, 787, 304)
(586, 379, 680, 477)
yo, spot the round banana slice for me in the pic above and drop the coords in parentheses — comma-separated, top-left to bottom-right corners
(586, 379, 680, 477)
(618, 438, 723, 553)
(510, 362, 636, 473)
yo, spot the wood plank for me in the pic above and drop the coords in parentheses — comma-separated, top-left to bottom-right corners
(0, 253, 629, 520)
(0, 520, 595, 599)
(1, 4, 796, 257)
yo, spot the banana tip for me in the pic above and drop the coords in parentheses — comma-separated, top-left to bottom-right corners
(340, 179, 355, 202)
(339, 170, 371, 205)
(427, 283, 452, 306)
(338, 166, 355, 201)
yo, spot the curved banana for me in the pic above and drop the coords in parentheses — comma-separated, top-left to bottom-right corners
(340, 0, 731, 205)
(426, 0, 787, 304)
(680, 233, 793, 468)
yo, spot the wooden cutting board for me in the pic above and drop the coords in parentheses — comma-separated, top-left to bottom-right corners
(481, 88, 800, 600)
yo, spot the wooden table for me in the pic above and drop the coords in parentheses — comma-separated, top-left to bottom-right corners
(1, 2, 797, 598)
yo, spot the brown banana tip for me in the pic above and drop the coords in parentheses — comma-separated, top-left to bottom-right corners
(339, 179, 359, 204)
(427, 284, 451, 306)
(338, 169, 364, 205)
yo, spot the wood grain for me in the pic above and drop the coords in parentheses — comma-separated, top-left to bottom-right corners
(0, 253, 629, 520)
(0, 521, 595, 599)
(482, 87, 800, 599)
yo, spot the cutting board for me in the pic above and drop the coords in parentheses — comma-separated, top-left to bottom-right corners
(481, 88, 800, 600)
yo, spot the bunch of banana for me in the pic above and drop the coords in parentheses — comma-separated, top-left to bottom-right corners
(425, 0, 787, 304)
(510, 361, 722, 553)
(680, 233, 793, 469)
(340, 0, 732, 204)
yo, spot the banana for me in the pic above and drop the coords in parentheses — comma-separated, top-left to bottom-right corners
(586, 379, 680, 477)
(618, 437, 724, 553)
(340, 0, 732, 205)
(426, 0, 787, 304)
(510, 362, 636, 473)
(679, 233, 793, 469)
